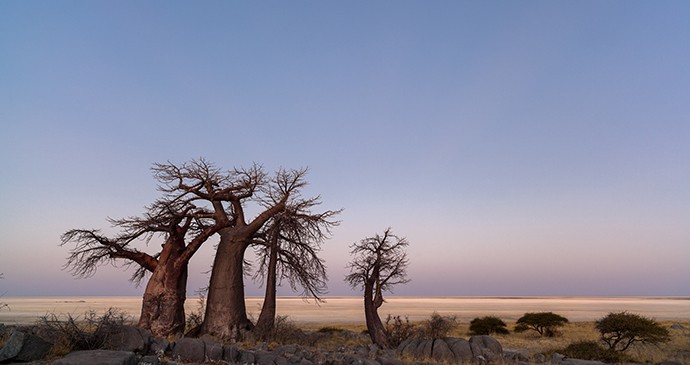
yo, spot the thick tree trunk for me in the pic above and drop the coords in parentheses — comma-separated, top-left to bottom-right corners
(137, 242, 188, 337)
(201, 229, 253, 340)
(254, 235, 279, 338)
(363, 282, 390, 348)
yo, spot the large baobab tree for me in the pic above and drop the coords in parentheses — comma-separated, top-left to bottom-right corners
(345, 228, 410, 348)
(61, 195, 227, 337)
(252, 198, 341, 338)
(152, 160, 311, 340)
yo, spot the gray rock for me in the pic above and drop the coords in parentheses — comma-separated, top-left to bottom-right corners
(203, 338, 224, 361)
(105, 326, 151, 353)
(504, 348, 530, 362)
(446, 338, 473, 362)
(171, 338, 205, 362)
(0, 330, 52, 362)
(51, 350, 137, 365)
(255, 350, 289, 365)
(376, 356, 403, 365)
(297, 358, 314, 365)
(138, 355, 161, 365)
(239, 349, 256, 364)
(469, 335, 503, 362)
(551, 352, 606, 365)
(149, 337, 170, 355)
(431, 339, 454, 363)
(222, 343, 240, 363)
(671, 323, 688, 330)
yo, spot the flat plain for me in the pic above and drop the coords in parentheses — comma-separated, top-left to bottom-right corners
(1, 296, 688, 325)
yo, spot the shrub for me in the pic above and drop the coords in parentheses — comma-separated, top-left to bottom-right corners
(560, 341, 631, 363)
(514, 312, 569, 337)
(384, 314, 416, 347)
(595, 312, 670, 352)
(318, 326, 344, 334)
(35, 308, 130, 354)
(419, 312, 457, 339)
(469, 316, 509, 335)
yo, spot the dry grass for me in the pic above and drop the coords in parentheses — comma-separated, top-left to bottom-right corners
(295, 320, 690, 364)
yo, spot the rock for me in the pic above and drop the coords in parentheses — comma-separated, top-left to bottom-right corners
(469, 335, 503, 362)
(376, 356, 403, 365)
(105, 325, 151, 353)
(149, 337, 170, 355)
(51, 350, 137, 365)
(446, 338, 473, 362)
(0, 329, 52, 362)
(171, 338, 205, 362)
(671, 323, 688, 330)
(222, 343, 240, 363)
(504, 348, 530, 362)
(297, 358, 314, 365)
(551, 352, 606, 365)
(203, 338, 224, 361)
(431, 339, 454, 363)
(255, 350, 288, 365)
(239, 348, 256, 364)
(138, 355, 161, 365)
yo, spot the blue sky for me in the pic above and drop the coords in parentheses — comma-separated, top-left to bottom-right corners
(1, 1, 689, 297)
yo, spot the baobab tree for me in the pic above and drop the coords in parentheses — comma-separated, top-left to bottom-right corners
(252, 198, 341, 338)
(345, 228, 410, 348)
(61, 194, 228, 337)
(152, 160, 312, 340)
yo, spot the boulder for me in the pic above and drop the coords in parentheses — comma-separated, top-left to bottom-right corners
(0, 329, 52, 362)
(446, 338, 473, 362)
(171, 338, 205, 362)
(222, 344, 240, 363)
(149, 337, 170, 355)
(51, 350, 137, 365)
(431, 339, 454, 363)
(469, 335, 503, 362)
(138, 355, 161, 365)
(255, 350, 288, 365)
(203, 338, 224, 361)
(105, 325, 151, 353)
(551, 352, 606, 365)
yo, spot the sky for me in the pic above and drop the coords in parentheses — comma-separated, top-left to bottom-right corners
(1, 1, 689, 297)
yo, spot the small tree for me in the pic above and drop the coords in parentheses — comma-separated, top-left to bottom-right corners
(384, 315, 416, 347)
(469, 316, 509, 335)
(514, 312, 569, 337)
(595, 312, 670, 352)
(419, 312, 457, 339)
(345, 228, 410, 348)
(0, 273, 8, 311)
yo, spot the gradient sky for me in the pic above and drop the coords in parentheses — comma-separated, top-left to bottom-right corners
(1, 1, 689, 297)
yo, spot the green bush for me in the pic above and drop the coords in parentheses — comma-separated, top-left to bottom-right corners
(469, 316, 509, 335)
(384, 314, 416, 347)
(595, 312, 670, 352)
(419, 312, 457, 339)
(560, 341, 631, 363)
(514, 312, 569, 337)
(317, 327, 342, 333)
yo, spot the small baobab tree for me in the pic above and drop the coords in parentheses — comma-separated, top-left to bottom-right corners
(346, 228, 410, 348)
(252, 197, 341, 338)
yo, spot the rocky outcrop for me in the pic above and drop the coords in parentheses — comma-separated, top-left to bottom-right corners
(397, 336, 503, 363)
(551, 352, 606, 365)
(0, 329, 52, 363)
(51, 350, 137, 365)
